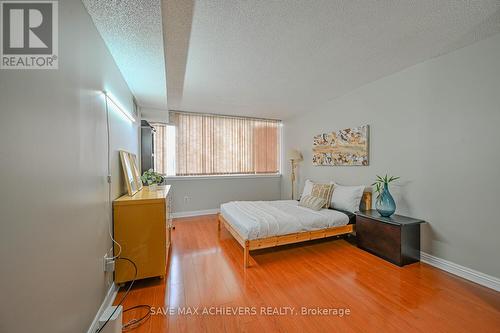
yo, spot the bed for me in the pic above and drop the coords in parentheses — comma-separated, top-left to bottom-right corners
(218, 191, 372, 268)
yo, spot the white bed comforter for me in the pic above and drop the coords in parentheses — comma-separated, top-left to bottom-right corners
(220, 200, 349, 240)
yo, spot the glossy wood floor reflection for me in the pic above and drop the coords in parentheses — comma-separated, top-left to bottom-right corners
(116, 215, 500, 333)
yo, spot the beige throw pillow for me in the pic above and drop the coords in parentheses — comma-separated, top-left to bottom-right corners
(311, 183, 335, 208)
(299, 195, 327, 211)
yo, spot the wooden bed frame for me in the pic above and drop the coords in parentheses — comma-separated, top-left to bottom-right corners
(218, 191, 372, 268)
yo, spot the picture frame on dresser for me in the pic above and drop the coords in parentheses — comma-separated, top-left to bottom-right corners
(129, 153, 143, 192)
(119, 150, 141, 196)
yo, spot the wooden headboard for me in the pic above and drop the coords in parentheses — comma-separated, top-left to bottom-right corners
(361, 191, 372, 211)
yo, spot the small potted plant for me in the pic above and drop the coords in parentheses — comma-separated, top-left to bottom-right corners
(141, 169, 164, 191)
(372, 174, 399, 217)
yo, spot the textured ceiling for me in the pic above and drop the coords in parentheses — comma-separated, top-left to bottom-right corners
(165, 0, 500, 119)
(82, 0, 167, 109)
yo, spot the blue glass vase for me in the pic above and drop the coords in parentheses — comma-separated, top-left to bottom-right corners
(376, 183, 396, 217)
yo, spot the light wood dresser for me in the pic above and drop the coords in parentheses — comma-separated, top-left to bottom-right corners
(113, 185, 172, 284)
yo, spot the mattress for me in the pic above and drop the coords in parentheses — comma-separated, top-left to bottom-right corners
(220, 200, 350, 240)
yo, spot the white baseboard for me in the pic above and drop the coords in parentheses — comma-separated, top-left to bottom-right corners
(87, 283, 119, 333)
(172, 208, 220, 218)
(420, 251, 500, 292)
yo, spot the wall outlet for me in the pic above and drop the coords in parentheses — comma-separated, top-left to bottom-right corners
(184, 196, 190, 204)
(103, 255, 115, 272)
(103, 248, 115, 273)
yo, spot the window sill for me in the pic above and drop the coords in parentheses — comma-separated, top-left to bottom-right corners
(165, 174, 282, 181)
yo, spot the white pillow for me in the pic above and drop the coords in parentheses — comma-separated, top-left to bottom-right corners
(330, 183, 365, 213)
(300, 179, 314, 199)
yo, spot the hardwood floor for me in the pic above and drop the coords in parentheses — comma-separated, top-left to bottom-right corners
(115, 214, 500, 333)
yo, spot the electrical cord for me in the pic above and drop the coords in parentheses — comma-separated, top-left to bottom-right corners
(97, 92, 152, 333)
(96, 257, 137, 333)
(95, 258, 151, 332)
(104, 92, 122, 260)
(122, 305, 153, 331)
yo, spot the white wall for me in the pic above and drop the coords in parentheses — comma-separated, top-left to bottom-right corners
(141, 106, 169, 123)
(167, 176, 282, 214)
(0, 1, 139, 332)
(282, 33, 500, 278)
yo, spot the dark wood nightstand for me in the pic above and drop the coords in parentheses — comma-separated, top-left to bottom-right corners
(355, 210, 425, 266)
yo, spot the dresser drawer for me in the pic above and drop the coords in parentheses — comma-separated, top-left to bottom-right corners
(356, 216, 402, 265)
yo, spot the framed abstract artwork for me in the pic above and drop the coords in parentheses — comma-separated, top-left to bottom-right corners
(312, 125, 369, 166)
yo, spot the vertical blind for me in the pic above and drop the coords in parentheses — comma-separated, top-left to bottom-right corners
(153, 112, 281, 176)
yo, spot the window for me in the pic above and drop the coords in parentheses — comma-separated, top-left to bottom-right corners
(152, 111, 281, 176)
(152, 123, 176, 175)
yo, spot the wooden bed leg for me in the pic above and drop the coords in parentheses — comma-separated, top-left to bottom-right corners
(244, 241, 250, 268)
(217, 214, 221, 232)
